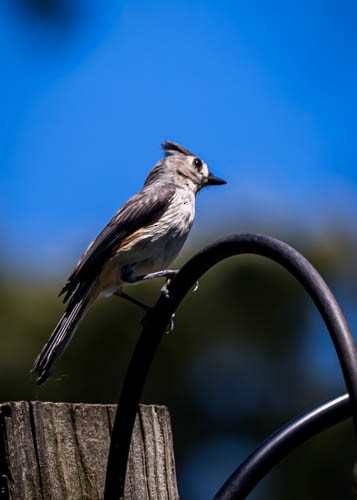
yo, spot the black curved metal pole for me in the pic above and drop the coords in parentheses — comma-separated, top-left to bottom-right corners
(104, 233, 357, 499)
(214, 393, 350, 499)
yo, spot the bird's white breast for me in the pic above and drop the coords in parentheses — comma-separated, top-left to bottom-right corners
(131, 188, 195, 273)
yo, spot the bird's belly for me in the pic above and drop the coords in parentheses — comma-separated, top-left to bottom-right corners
(133, 232, 186, 275)
(98, 227, 189, 296)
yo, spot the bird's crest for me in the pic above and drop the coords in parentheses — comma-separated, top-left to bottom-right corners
(162, 141, 195, 157)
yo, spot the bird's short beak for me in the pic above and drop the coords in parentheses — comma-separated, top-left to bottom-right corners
(206, 172, 227, 186)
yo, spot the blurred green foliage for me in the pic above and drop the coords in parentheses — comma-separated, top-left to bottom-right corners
(0, 232, 356, 499)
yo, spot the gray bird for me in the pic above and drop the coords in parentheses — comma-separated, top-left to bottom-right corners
(33, 141, 226, 384)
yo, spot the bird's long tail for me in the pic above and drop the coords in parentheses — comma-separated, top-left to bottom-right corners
(33, 283, 96, 385)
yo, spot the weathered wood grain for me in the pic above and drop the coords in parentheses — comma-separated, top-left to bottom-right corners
(0, 402, 178, 500)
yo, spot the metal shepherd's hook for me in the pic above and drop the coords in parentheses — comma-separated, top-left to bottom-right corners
(104, 233, 357, 500)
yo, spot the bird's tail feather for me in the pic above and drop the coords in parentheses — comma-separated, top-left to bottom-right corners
(33, 283, 95, 385)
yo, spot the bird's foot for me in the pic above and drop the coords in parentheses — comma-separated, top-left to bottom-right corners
(166, 313, 176, 334)
(161, 279, 171, 299)
(160, 270, 179, 299)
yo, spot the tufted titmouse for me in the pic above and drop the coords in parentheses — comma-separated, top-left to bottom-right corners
(33, 141, 226, 384)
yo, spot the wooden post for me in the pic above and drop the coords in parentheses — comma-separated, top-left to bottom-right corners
(0, 402, 179, 499)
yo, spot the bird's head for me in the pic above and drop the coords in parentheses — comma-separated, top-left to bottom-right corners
(162, 141, 226, 192)
(144, 141, 226, 193)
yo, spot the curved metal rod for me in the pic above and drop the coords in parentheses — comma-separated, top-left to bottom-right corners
(214, 393, 350, 499)
(104, 233, 357, 499)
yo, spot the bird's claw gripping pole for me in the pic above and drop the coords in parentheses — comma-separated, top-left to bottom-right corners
(104, 233, 357, 500)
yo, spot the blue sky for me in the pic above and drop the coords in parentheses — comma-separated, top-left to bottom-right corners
(1, 1, 357, 274)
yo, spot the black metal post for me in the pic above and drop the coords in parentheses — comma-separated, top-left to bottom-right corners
(214, 393, 350, 499)
(104, 233, 357, 499)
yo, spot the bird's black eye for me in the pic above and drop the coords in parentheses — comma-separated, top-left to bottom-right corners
(193, 158, 203, 171)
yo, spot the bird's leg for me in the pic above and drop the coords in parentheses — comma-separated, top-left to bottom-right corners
(122, 266, 179, 299)
(140, 269, 178, 298)
(120, 267, 177, 331)
(139, 269, 178, 282)
(114, 290, 152, 312)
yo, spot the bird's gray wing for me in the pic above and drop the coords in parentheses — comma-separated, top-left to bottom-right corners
(60, 186, 175, 302)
